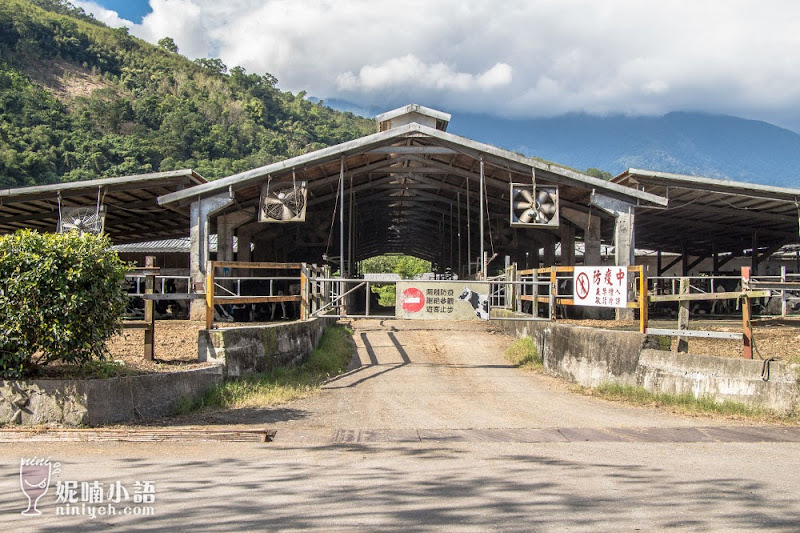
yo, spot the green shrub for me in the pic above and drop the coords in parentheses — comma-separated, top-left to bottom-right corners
(0, 230, 129, 378)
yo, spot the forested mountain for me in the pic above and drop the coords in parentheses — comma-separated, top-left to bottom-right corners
(0, 0, 374, 188)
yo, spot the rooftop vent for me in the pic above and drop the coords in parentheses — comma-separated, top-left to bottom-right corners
(375, 104, 451, 132)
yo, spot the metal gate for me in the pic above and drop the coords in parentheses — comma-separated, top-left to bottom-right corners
(307, 274, 552, 321)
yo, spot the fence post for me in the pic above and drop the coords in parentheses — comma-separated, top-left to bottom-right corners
(205, 261, 215, 330)
(781, 266, 788, 318)
(300, 264, 309, 321)
(742, 266, 753, 359)
(675, 277, 689, 353)
(143, 256, 156, 361)
(638, 265, 648, 334)
(549, 267, 557, 320)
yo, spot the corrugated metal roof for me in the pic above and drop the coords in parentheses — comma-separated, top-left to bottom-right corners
(113, 235, 237, 253)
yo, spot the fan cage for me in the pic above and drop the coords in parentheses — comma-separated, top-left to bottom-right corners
(58, 206, 106, 235)
(259, 181, 308, 223)
(509, 183, 559, 227)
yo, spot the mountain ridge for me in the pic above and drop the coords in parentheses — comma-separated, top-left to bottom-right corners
(321, 99, 800, 188)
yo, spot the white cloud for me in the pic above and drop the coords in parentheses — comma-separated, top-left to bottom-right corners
(76, 0, 800, 131)
(336, 56, 511, 92)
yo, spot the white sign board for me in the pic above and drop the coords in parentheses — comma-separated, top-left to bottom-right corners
(572, 266, 628, 308)
(395, 282, 491, 320)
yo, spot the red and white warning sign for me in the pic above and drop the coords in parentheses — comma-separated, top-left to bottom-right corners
(400, 287, 425, 313)
(573, 266, 628, 308)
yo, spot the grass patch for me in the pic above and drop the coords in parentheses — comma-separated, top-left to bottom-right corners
(505, 336, 542, 370)
(175, 325, 354, 414)
(585, 382, 798, 423)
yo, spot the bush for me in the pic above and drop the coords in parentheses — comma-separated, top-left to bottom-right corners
(0, 230, 129, 378)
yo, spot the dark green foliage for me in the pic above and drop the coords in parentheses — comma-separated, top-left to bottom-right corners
(585, 167, 613, 180)
(0, 0, 374, 187)
(0, 230, 130, 378)
(361, 254, 431, 306)
(157, 37, 178, 53)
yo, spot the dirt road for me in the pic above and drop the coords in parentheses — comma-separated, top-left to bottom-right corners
(185, 319, 731, 435)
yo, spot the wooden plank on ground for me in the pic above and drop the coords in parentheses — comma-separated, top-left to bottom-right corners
(0, 429, 277, 443)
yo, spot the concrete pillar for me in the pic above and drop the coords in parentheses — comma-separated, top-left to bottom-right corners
(217, 219, 234, 263)
(189, 193, 234, 321)
(614, 207, 635, 268)
(559, 224, 576, 266)
(613, 207, 635, 320)
(584, 220, 601, 266)
(542, 241, 556, 268)
(237, 229, 254, 263)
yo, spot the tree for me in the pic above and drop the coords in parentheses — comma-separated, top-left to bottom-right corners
(157, 36, 178, 53)
(585, 167, 613, 180)
(193, 57, 227, 74)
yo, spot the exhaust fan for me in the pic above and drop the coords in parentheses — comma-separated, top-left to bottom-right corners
(259, 181, 307, 223)
(510, 183, 559, 227)
(58, 206, 106, 235)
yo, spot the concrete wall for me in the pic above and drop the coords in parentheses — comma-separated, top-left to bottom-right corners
(498, 319, 800, 414)
(0, 366, 223, 427)
(198, 317, 336, 377)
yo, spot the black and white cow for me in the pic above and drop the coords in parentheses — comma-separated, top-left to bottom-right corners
(458, 287, 490, 320)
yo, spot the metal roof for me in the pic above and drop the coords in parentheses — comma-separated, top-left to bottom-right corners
(375, 104, 452, 124)
(614, 168, 800, 256)
(156, 122, 667, 263)
(159, 123, 666, 209)
(0, 170, 206, 244)
(112, 234, 235, 254)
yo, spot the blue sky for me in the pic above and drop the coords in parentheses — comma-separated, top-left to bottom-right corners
(76, 1, 800, 134)
(92, 0, 150, 23)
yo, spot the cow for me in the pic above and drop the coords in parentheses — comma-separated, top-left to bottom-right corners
(458, 287, 490, 320)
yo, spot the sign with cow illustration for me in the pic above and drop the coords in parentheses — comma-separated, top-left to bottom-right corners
(395, 282, 491, 320)
(572, 266, 628, 308)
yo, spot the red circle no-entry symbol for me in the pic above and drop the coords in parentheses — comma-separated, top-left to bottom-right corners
(576, 272, 590, 300)
(401, 287, 425, 313)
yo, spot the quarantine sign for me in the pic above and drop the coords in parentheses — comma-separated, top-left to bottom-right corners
(395, 282, 491, 320)
(573, 266, 628, 308)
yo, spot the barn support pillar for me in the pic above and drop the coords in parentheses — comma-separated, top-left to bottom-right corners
(559, 224, 576, 266)
(613, 207, 635, 320)
(561, 207, 601, 267)
(189, 193, 234, 321)
(237, 228, 254, 263)
(584, 221, 602, 267)
(542, 241, 556, 268)
(590, 194, 636, 320)
(217, 210, 256, 263)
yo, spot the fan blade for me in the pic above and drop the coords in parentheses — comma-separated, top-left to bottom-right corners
(518, 210, 535, 223)
(539, 202, 556, 216)
(513, 200, 534, 211)
(516, 189, 534, 203)
(281, 205, 296, 220)
(537, 190, 553, 204)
